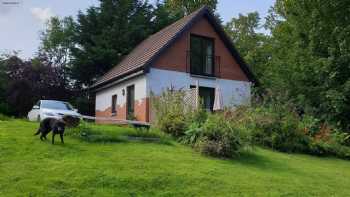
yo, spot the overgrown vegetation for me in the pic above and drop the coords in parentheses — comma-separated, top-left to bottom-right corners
(225, 0, 350, 132)
(152, 90, 350, 160)
(152, 90, 253, 158)
(246, 100, 350, 159)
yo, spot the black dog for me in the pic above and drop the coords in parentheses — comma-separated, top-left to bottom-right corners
(34, 118, 66, 144)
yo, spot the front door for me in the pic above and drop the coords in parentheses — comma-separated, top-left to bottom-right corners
(126, 85, 135, 119)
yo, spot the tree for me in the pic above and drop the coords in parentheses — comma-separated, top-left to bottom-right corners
(262, 0, 350, 130)
(0, 54, 11, 115)
(152, 1, 183, 32)
(224, 12, 271, 85)
(39, 16, 76, 69)
(70, 0, 155, 86)
(164, 0, 218, 15)
(3, 55, 71, 116)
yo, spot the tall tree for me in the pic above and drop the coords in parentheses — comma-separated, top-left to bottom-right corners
(164, 0, 217, 15)
(2, 55, 70, 116)
(264, 0, 350, 130)
(152, 1, 183, 31)
(39, 16, 76, 68)
(224, 12, 270, 79)
(70, 0, 155, 86)
(0, 54, 10, 114)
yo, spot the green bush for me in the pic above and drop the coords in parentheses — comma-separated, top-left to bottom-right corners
(195, 113, 252, 158)
(0, 113, 11, 121)
(331, 131, 350, 147)
(182, 122, 203, 145)
(0, 102, 14, 116)
(308, 140, 350, 159)
(248, 105, 309, 153)
(151, 89, 350, 159)
(151, 90, 189, 137)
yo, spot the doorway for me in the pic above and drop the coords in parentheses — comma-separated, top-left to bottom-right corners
(126, 85, 135, 119)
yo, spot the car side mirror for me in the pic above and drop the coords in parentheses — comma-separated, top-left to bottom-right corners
(33, 105, 40, 109)
(73, 108, 78, 112)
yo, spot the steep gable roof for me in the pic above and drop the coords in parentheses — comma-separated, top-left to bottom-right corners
(92, 6, 257, 89)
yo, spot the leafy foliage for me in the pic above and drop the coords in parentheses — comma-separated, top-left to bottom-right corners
(39, 16, 75, 69)
(225, 1, 350, 132)
(152, 89, 252, 158)
(151, 89, 189, 137)
(196, 113, 252, 158)
(164, 0, 217, 15)
(224, 12, 268, 77)
(0, 55, 72, 116)
(70, 0, 155, 86)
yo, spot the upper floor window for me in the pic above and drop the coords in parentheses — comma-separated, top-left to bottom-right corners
(190, 34, 214, 76)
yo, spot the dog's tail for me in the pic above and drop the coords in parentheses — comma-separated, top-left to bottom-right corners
(34, 130, 40, 136)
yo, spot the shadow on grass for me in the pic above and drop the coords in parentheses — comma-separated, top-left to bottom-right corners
(228, 149, 302, 174)
(65, 122, 173, 145)
(73, 133, 173, 146)
(234, 151, 274, 168)
(77, 134, 127, 143)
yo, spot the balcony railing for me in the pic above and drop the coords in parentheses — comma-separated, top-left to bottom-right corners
(186, 50, 221, 78)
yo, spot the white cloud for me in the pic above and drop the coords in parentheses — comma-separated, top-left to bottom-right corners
(30, 7, 54, 23)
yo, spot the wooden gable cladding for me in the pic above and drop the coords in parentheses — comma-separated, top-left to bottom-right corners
(153, 16, 249, 82)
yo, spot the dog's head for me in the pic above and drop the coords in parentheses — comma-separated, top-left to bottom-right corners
(62, 115, 80, 128)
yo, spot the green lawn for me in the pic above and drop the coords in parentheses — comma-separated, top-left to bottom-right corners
(1, 119, 350, 196)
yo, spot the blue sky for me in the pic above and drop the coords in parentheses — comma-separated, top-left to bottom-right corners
(0, 0, 275, 59)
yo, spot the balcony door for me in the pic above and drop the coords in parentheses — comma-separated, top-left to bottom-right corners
(190, 34, 214, 76)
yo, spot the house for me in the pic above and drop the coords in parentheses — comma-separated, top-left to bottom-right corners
(91, 6, 257, 123)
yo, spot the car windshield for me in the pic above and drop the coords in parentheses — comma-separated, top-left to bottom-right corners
(41, 100, 73, 110)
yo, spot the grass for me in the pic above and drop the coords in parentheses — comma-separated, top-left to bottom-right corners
(1, 119, 350, 196)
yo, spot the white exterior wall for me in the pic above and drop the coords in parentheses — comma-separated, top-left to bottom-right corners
(147, 68, 251, 107)
(95, 75, 147, 111)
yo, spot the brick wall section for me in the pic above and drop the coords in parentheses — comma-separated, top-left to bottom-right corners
(95, 98, 149, 123)
(134, 98, 149, 122)
(153, 17, 249, 82)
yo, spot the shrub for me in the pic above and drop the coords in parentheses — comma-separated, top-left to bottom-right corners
(248, 105, 309, 152)
(151, 90, 190, 137)
(182, 122, 203, 145)
(0, 102, 14, 116)
(308, 139, 350, 159)
(0, 113, 10, 121)
(331, 131, 350, 147)
(195, 113, 252, 158)
(151, 89, 350, 159)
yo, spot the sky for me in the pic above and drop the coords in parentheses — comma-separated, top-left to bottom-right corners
(0, 0, 275, 59)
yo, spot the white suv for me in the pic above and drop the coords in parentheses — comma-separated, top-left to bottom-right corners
(27, 100, 81, 122)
